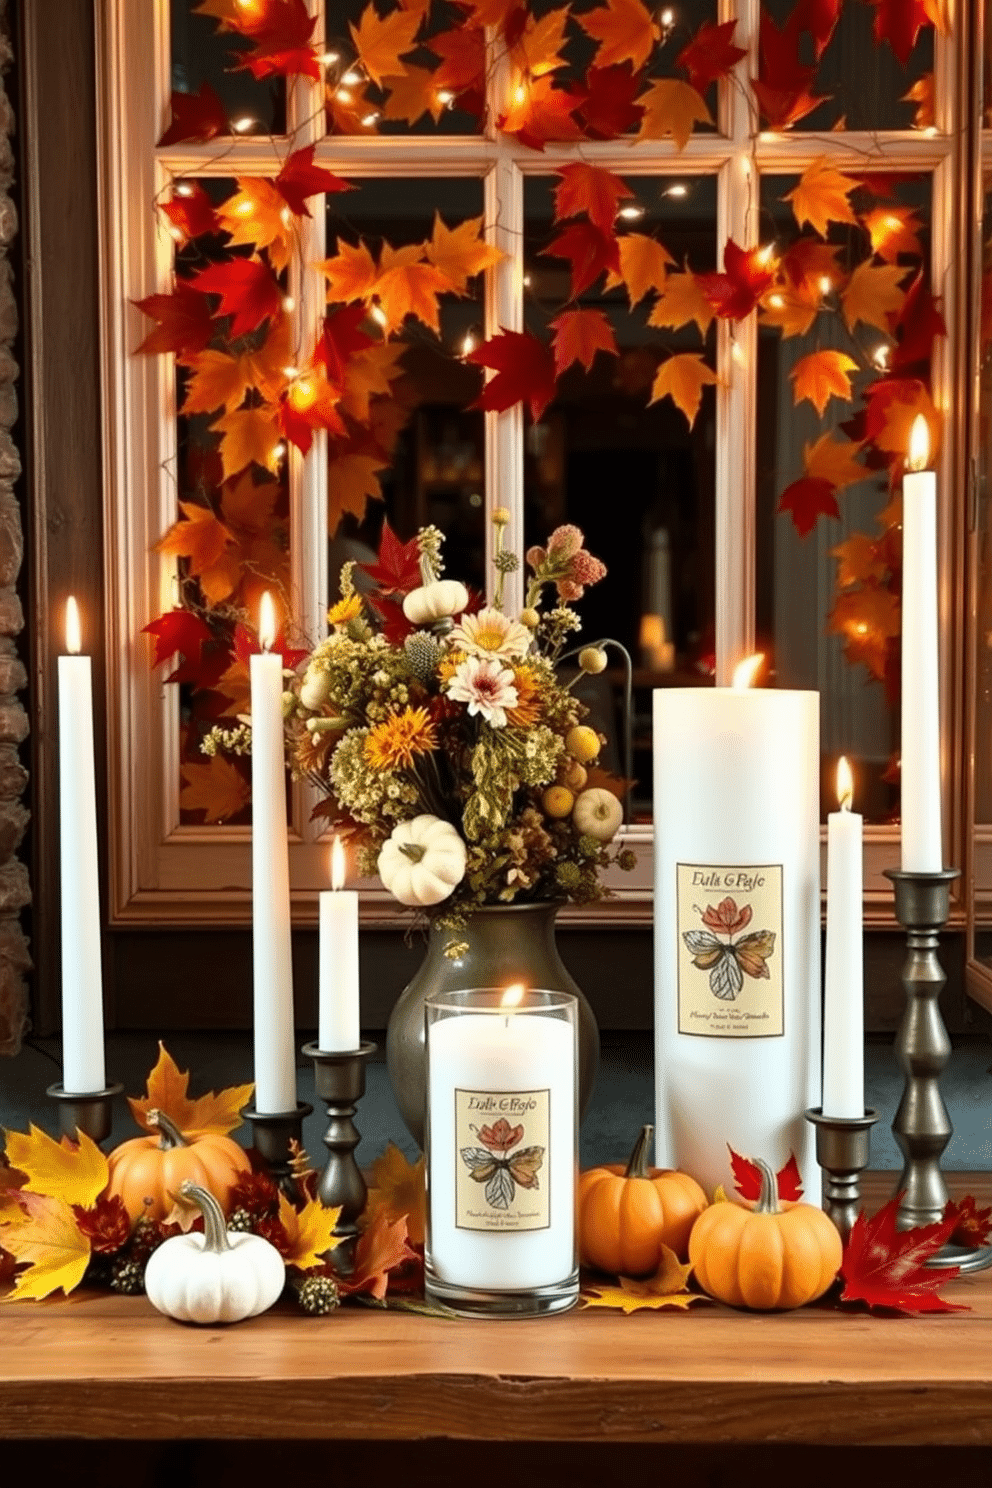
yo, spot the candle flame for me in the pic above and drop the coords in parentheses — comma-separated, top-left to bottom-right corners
(331, 835, 346, 891)
(258, 591, 276, 652)
(907, 414, 930, 472)
(731, 653, 764, 690)
(501, 982, 526, 1010)
(65, 596, 81, 655)
(837, 755, 854, 812)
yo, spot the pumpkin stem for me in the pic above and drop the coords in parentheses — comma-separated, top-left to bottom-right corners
(179, 1180, 231, 1252)
(146, 1108, 189, 1151)
(624, 1124, 654, 1179)
(398, 842, 427, 864)
(419, 553, 437, 586)
(753, 1158, 781, 1215)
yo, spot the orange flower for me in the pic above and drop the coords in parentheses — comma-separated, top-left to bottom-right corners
(364, 707, 439, 771)
(327, 593, 362, 627)
(506, 664, 542, 727)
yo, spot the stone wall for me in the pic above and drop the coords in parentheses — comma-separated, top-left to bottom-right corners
(0, 1, 30, 1055)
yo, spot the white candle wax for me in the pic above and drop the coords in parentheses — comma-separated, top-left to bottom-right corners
(57, 602, 106, 1095)
(653, 681, 821, 1202)
(318, 840, 360, 1051)
(901, 433, 942, 871)
(427, 1005, 575, 1291)
(822, 769, 864, 1119)
(250, 612, 296, 1115)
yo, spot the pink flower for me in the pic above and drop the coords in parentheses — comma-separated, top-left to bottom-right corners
(446, 655, 519, 728)
(526, 525, 607, 601)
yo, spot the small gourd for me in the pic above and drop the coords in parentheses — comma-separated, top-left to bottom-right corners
(378, 814, 467, 906)
(144, 1182, 286, 1325)
(688, 1156, 842, 1310)
(402, 549, 468, 628)
(106, 1109, 251, 1224)
(578, 1125, 708, 1271)
(572, 787, 623, 842)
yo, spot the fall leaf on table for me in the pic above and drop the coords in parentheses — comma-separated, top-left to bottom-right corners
(902, 73, 935, 131)
(636, 78, 712, 151)
(783, 159, 857, 238)
(581, 1245, 709, 1313)
(143, 609, 213, 672)
(729, 1148, 805, 1202)
(804, 432, 865, 491)
(649, 352, 718, 430)
(213, 405, 283, 480)
(550, 308, 619, 376)
(831, 532, 889, 589)
(319, 239, 380, 305)
(553, 163, 634, 237)
(648, 269, 714, 339)
(277, 1190, 342, 1271)
(542, 220, 621, 300)
(497, 74, 584, 150)
(338, 1211, 417, 1300)
(72, 1194, 131, 1256)
(161, 183, 218, 245)
(349, 2, 423, 87)
(839, 1193, 966, 1314)
(509, 6, 572, 77)
(158, 83, 227, 147)
(862, 206, 924, 264)
(2, 1126, 109, 1209)
(576, 63, 644, 140)
(156, 501, 234, 583)
(752, 10, 827, 130)
(193, 258, 284, 339)
(790, 349, 859, 416)
(339, 343, 406, 425)
(216, 179, 295, 274)
(373, 242, 455, 334)
(605, 233, 674, 308)
(362, 1141, 426, 1248)
(424, 213, 505, 293)
(676, 19, 746, 93)
(128, 1042, 254, 1136)
(358, 519, 423, 595)
(466, 328, 558, 421)
(134, 281, 215, 359)
(890, 270, 947, 373)
(231, 0, 321, 81)
(840, 260, 909, 334)
(0, 1190, 92, 1302)
(328, 451, 389, 532)
(577, 0, 659, 72)
(759, 281, 822, 339)
(944, 1195, 992, 1249)
(866, 0, 947, 68)
(778, 475, 840, 536)
(827, 586, 901, 680)
(698, 240, 776, 322)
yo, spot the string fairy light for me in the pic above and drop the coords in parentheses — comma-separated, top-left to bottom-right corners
(618, 204, 644, 221)
(231, 116, 256, 134)
(665, 183, 688, 199)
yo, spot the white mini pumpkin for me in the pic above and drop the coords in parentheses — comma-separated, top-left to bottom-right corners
(402, 579, 469, 626)
(144, 1182, 286, 1325)
(299, 664, 333, 711)
(572, 786, 623, 842)
(378, 814, 467, 906)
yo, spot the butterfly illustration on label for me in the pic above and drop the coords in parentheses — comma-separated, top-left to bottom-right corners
(460, 1116, 545, 1211)
(682, 896, 775, 1002)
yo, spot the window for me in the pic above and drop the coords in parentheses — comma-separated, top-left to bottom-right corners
(99, 0, 971, 929)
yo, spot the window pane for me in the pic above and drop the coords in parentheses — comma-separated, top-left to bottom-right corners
(756, 171, 935, 823)
(170, 0, 287, 137)
(523, 173, 718, 819)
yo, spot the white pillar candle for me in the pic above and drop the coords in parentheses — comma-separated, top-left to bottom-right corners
(901, 415, 942, 872)
(427, 987, 576, 1294)
(653, 659, 821, 1201)
(822, 757, 864, 1119)
(58, 597, 106, 1095)
(318, 836, 360, 1052)
(250, 592, 296, 1115)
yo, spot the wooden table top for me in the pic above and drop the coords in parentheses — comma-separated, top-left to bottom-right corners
(3, 1173, 991, 1447)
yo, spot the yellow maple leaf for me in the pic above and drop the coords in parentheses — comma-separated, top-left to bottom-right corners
(649, 351, 718, 429)
(581, 1246, 710, 1314)
(790, 350, 858, 416)
(2, 1126, 109, 1208)
(648, 269, 714, 338)
(374, 245, 453, 333)
(349, 2, 422, 86)
(759, 282, 821, 338)
(156, 501, 234, 577)
(424, 214, 505, 294)
(1, 1190, 91, 1301)
(180, 756, 252, 826)
(841, 260, 909, 333)
(339, 343, 406, 424)
(831, 532, 887, 589)
(783, 159, 857, 238)
(182, 350, 258, 418)
(578, 0, 660, 71)
(362, 1142, 426, 1247)
(278, 1191, 342, 1270)
(550, 307, 619, 375)
(213, 405, 282, 480)
(804, 432, 865, 490)
(319, 239, 380, 304)
(605, 233, 674, 308)
(636, 78, 712, 151)
(511, 7, 571, 77)
(328, 452, 388, 533)
(217, 179, 295, 273)
(862, 206, 924, 264)
(128, 1042, 254, 1136)
(902, 73, 934, 130)
(381, 66, 446, 126)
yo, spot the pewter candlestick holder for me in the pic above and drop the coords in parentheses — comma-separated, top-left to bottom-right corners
(242, 1101, 313, 1200)
(885, 867, 992, 1273)
(805, 1107, 878, 1243)
(302, 1040, 376, 1275)
(47, 1081, 124, 1145)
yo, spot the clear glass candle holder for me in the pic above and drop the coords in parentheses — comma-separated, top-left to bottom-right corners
(424, 986, 579, 1319)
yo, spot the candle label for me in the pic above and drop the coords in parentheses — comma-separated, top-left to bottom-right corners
(676, 863, 784, 1038)
(455, 1091, 549, 1232)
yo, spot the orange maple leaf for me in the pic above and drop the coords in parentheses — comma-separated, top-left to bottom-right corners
(157, 501, 234, 577)
(790, 350, 859, 416)
(319, 239, 380, 304)
(374, 243, 454, 333)
(649, 351, 718, 428)
(862, 206, 924, 264)
(510, 6, 571, 77)
(128, 1041, 254, 1135)
(339, 1211, 416, 1300)
(362, 1142, 425, 1248)
(831, 532, 888, 589)
(277, 1190, 341, 1270)
(648, 269, 714, 338)
(213, 405, 283, 480)
(217, 179, 295, 272)
(804, 432, 865, 490)
(783, 159, 858, 238)
(339, 343, 406, 424)
(902, 73, 934, 130)
(349, 2, 422, 86)
(180, 756, 252, 825)
(381, 66, 447, 126)
(181, 350, 258, 417)
(604, 232, 675, 307)
(497, 73, 584, 148)
(553, 163, 634, 236)
(550, 308, 619, 375)
(0, 1190, 91, 1302)
(870, 380, 942, 461)
(841, 261, 909, 333)
(827, 586, 900, 681)
(328, 451, 388, 532)
(759, 281, 822, 338)
(636, 78, 712, 150)
(578, 0, 660, 71)
(424, 213, 504, 293)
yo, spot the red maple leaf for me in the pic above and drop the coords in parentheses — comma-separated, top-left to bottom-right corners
(143, 609, 213, 672)
(358, 519, 422, 596)
(317, 305, 376, 387)
(576, 64, 644, 139)
(779, 475, 840, 536)
(274, 145, 352, 218)
(367, 592, 416, 644)
(702, 896, 752, 936)
(428, 24, 486, 93)
(160, 183, 218, 243)
(72, 1194, 131, 1255)
(542, 220, 621, 299)
(497, 75, 585, 151)
(698, 239, 775, 321)
(839, 1195, 967, 1314)
(865, 0, 933, 66)
(856, 171, 923, 199)
(467, 329, 558, 421)
(729, 1147, 806, 1202)
(192, 258, 284, 338)
(890, 271, 947, 374)
(133, 281, 215, 358)
(279, 370, 348, 454)
(676, 20, 746, 93)
(337, 1212, 417, 1301)
(553, 162, 634, 236)
(231, 618, 306, 672)
(158, 83, 227, 147)
(791, 0, 842, 60)
(232, 0, 320, 80)
(944, 1194, 992, 1248)
(752, 10, 828, 129)
(479, 1118, 524, 1152)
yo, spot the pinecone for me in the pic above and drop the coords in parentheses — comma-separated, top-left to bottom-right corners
(128, 1215, 162, 1262)
(404, 630, 441, 682)
(227, 1207, 254, 1232)
(110, 1257, 146, 1295)
(295, 1273, 340, 1316)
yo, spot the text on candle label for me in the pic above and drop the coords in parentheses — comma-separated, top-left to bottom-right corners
(676, 863, 785, 1039)
(454, 1088, 550, 1232)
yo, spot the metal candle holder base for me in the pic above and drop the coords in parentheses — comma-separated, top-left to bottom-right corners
(302, 1040, 376, 1275)
(47, 1081, 124, 1145)
(242, 1101, 313, 1200)
(805, 1107, 878, 1243)
(885, 867, 992, 1273)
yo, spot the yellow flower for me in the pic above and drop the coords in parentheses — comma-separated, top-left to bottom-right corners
(364, 707, 439, 771)
(327, 593, 362, 627)
(506, 664, 542, 727)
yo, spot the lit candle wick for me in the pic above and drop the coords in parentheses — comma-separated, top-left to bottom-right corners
(907, 413, 930, 473)
(331, 834, 347, 891)
(65, 596, 82, 656)
(258, 591, 276, 653)
(836, 755, 854, 813)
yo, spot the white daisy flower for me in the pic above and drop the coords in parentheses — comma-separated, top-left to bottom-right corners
(448, 606, 532, 661)
(446, 655, 519, 728)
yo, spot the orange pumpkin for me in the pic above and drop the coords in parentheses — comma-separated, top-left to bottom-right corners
(106, 1108, 250, 1223)
(578, 1125, 709, 1273)
(688, 1156, 842, 1310)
